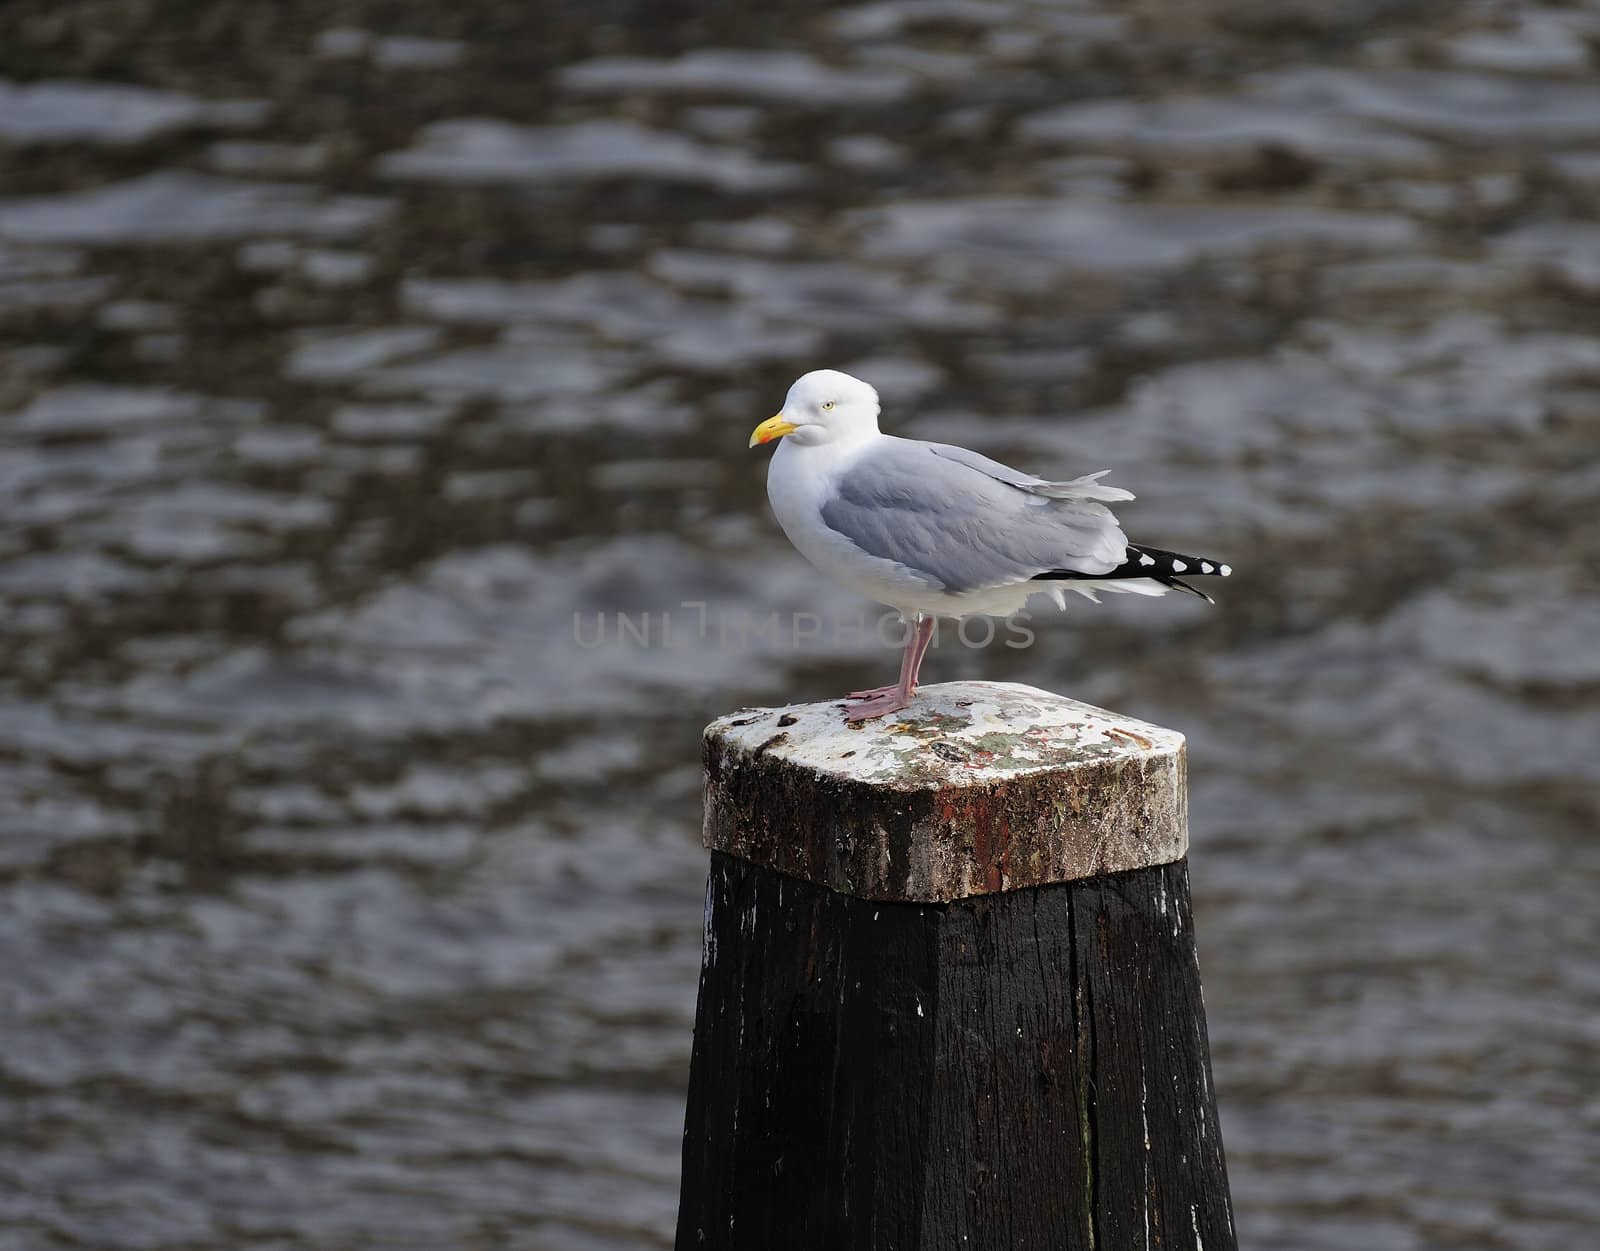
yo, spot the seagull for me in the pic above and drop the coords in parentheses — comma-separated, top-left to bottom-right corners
(749, 369, 1232, 722)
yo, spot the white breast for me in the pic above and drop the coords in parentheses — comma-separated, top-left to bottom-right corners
(765, 435, 945, 614)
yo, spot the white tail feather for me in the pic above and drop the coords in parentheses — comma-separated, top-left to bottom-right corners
(1063, 578, 1169, 602)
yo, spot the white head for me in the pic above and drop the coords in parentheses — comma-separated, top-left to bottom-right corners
(749, 369, 881, 449)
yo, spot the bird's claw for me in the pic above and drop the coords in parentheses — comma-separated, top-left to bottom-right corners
(845, 684, 899, 700)
(843, 691, 912, 723)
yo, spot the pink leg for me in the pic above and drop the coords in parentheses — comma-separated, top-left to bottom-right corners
(904, 615, 937, 690)
(844, 627, 921, 703)
(844, 615, 936, 722)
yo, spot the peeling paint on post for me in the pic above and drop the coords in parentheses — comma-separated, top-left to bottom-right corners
(704, 682, 1188, 901)
(677, 681, 1236, 1251)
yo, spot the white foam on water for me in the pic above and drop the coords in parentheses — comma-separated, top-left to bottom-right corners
(0, 78, 268, 145)
(378, 118, 803, 191)
(561, 48, 912, 104)
(0, 172, 392, 245)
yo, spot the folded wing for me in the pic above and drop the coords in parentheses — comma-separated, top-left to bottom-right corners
(819, 437, 1130, 593)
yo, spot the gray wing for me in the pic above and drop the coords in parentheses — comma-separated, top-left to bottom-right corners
(819, 437, 1130, 592)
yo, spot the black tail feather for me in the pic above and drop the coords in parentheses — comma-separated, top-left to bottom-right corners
(1031, 544, 1232, 604)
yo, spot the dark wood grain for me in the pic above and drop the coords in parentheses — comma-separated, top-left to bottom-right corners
(676, 853, 1235, 1251)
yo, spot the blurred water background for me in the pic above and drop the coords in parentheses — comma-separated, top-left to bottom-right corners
(3, 1, 1599, 1248)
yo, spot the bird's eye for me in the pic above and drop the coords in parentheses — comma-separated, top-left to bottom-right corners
(822, 401, 835, 411)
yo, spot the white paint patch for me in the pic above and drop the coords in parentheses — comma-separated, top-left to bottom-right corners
(1200, 562, 1213, 573)
(1139, 553, 1156, 566)
(1220, 564, 1232, 576)
(1171, 559, 1187, 572)
(707, 680, 1185, 788)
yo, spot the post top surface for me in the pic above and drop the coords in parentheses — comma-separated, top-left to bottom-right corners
(705, 681, 1184, 791)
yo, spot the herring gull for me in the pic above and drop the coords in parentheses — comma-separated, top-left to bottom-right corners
(749, 369, 1232, 721)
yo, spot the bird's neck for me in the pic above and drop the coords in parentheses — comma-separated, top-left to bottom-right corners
(776, 430, 875, 479)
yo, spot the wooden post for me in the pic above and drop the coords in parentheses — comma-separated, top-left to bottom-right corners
(676, 681, 1235, 1251)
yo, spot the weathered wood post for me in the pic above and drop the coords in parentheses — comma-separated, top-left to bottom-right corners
(677, 680, 1234, 1251)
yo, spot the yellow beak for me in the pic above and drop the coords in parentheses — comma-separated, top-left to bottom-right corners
(749, 414, 798, 448)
